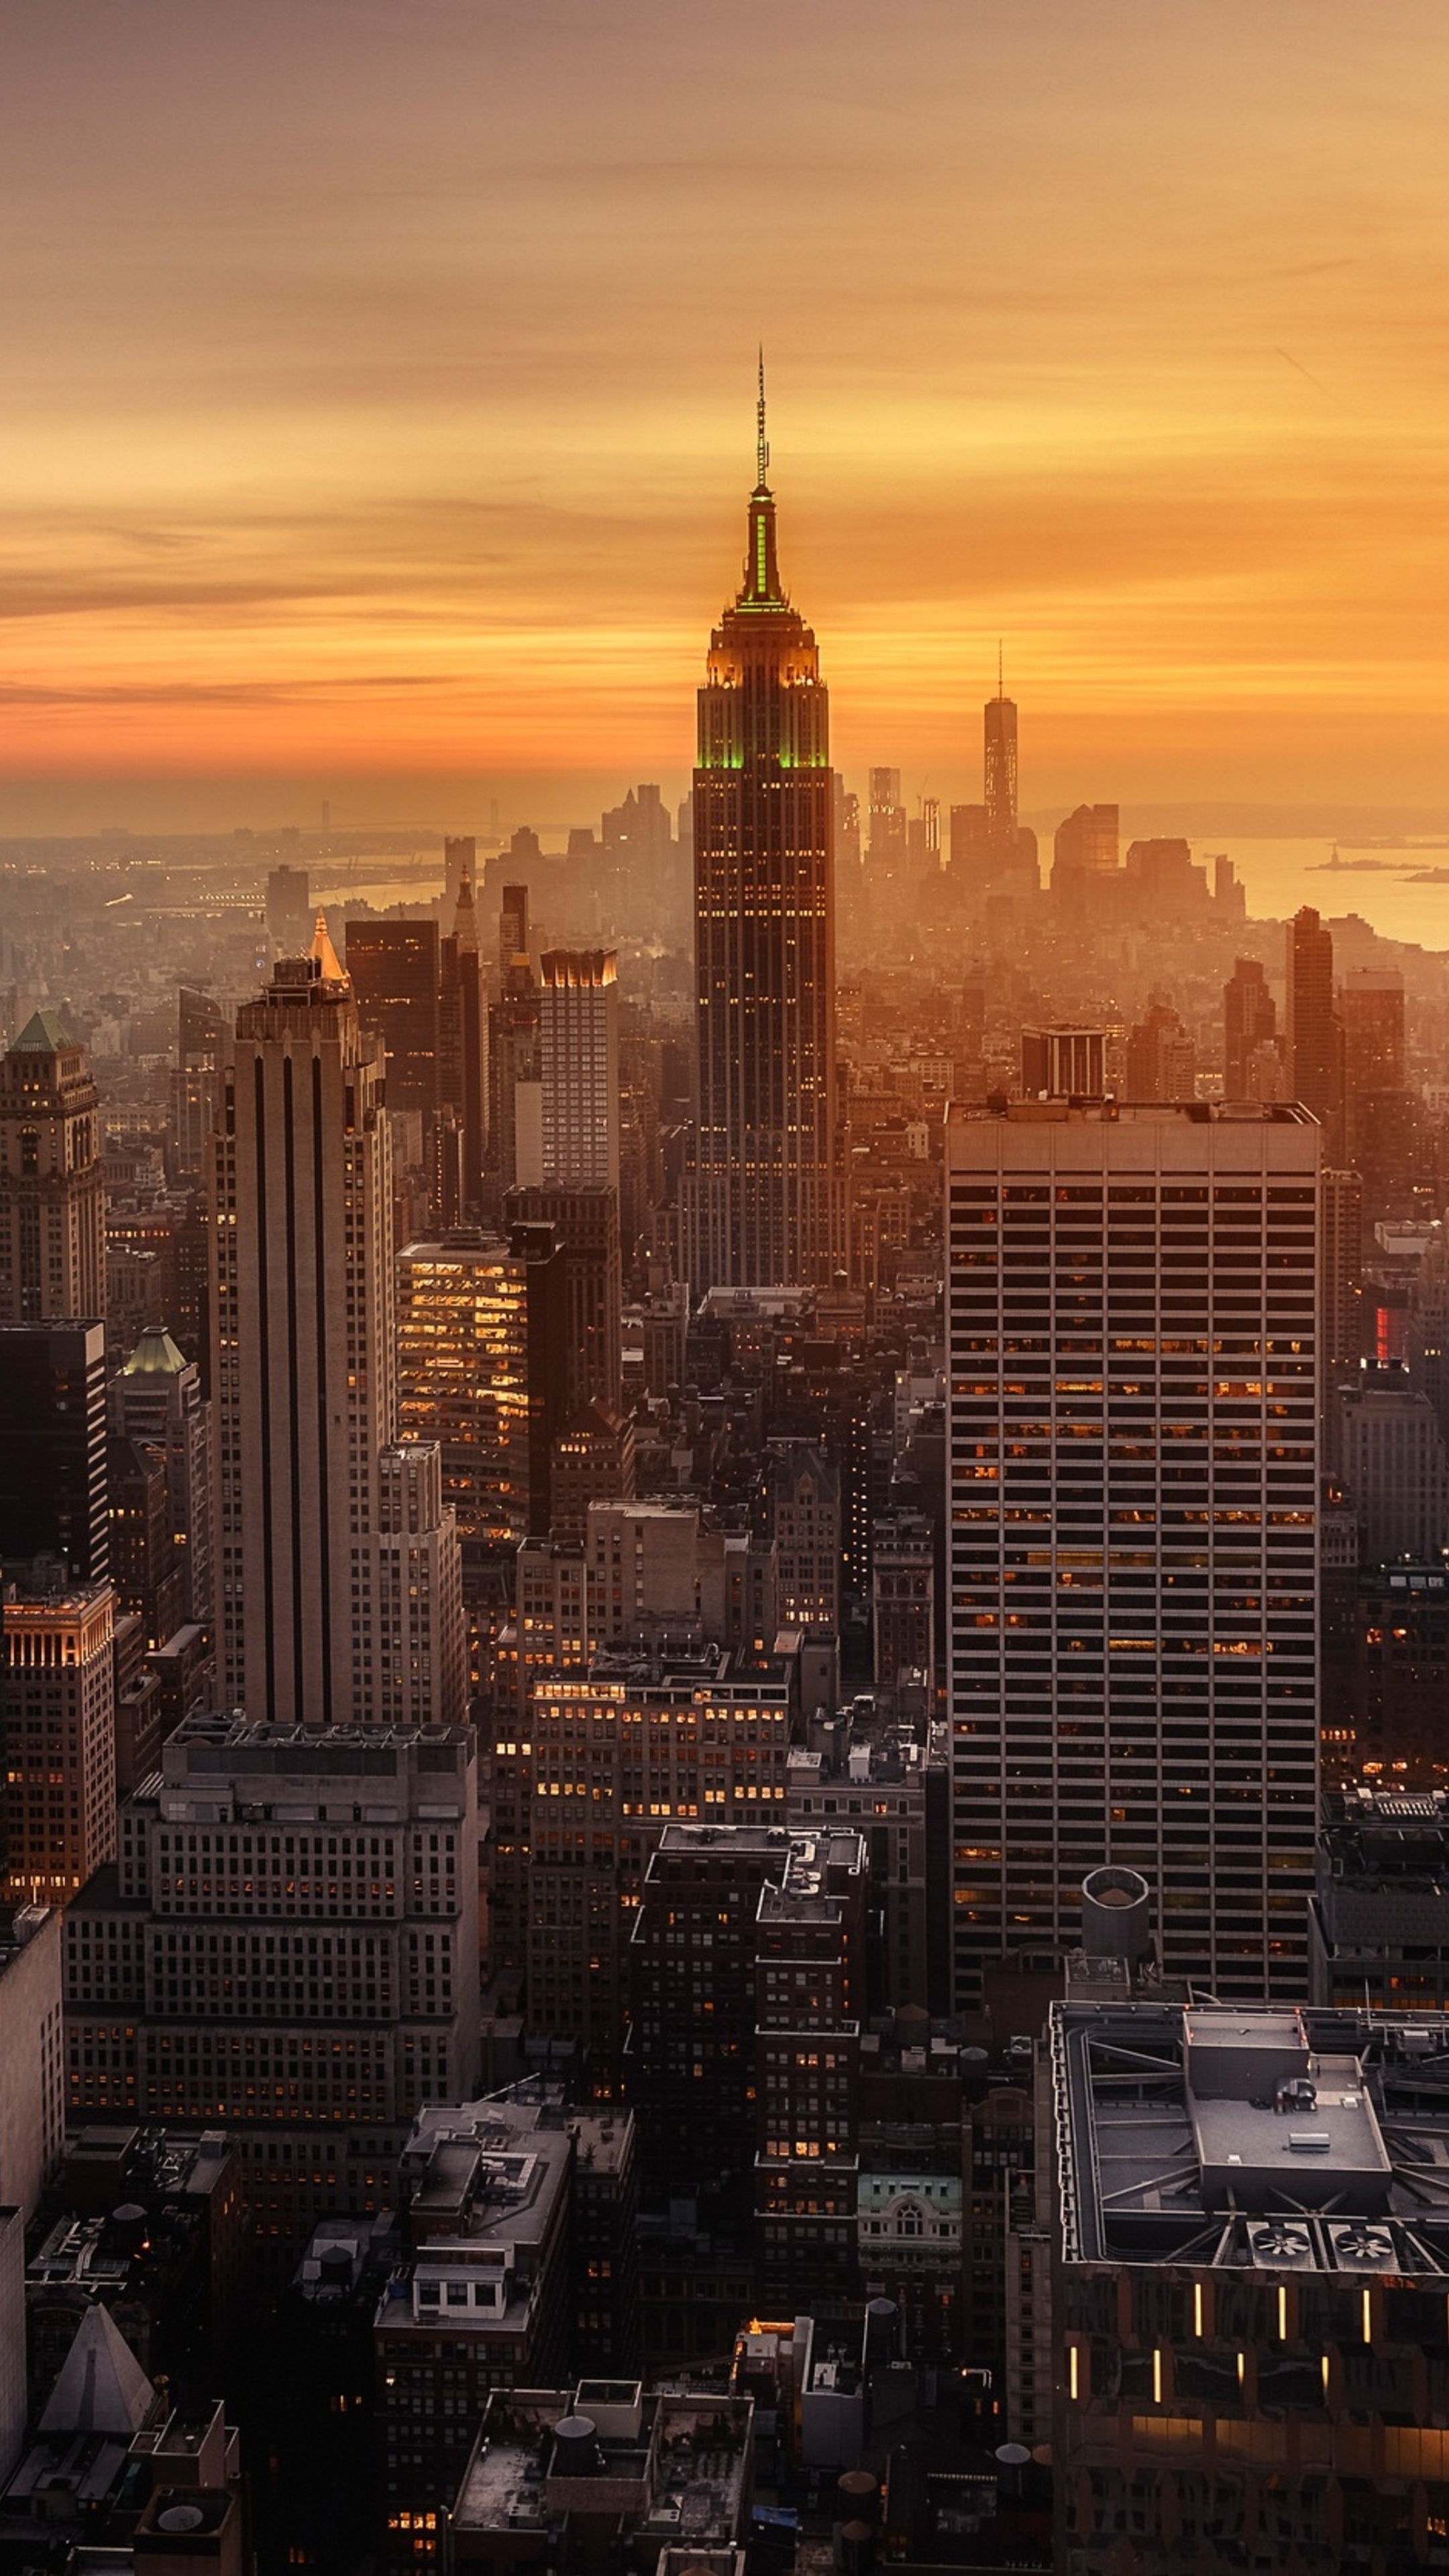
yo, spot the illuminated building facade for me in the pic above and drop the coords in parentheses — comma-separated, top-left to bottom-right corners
(947, 1099, 1320, 2008)
(396, 1235, 531, 1546)
(682, 377, 843, 1292)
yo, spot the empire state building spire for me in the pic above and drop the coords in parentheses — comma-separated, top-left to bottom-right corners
(741, 350, 784, 608)
(681, 378, 845, 1293)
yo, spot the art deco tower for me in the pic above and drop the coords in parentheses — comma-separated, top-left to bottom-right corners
(211, 919, 395, 1725)
(682, 373, 843, 1291)
(0, 1012, 103, 1326)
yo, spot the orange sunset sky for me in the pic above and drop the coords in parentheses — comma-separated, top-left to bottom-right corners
(3, 0, 1448, 833)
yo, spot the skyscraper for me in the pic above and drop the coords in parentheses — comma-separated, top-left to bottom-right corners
(1222, 955, 1279, 1099)
(443, 834, 476, 907)
(682, 374, 843, 1292)
(947, 1097, 1320, 2006)
(487, 957, 541, 1193)
(344, 919, 441, 1116)
(211, 920, 396, 1725)
(173, 987, 229, 1179)
(110, 1323, 213, 1622)
(2, 1570, 117, 1905)
(535, 948, 619, 1190)
(0, 1012, 103, 1327)
(437, 873, 486, 1218)
(0, 1320, 109, 1580)
(983, 682, 1018, 850)
(1287, 904, 1344, 1152)
(1051, 803, 1119, 894)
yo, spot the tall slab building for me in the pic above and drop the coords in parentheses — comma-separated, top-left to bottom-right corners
(211, 924, 397, 1725)
(681, 378, 843, 1293)
(946, 1099, 1320, 2006)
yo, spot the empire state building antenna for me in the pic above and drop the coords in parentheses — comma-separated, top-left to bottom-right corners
(756, 347, 769, 492)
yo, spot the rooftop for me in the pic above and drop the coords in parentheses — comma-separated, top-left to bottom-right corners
(1054, 2000, 1449, 2276)
(451, 2385, 753, 2545)
(119, 1324, 189, 1378)
(950, 1097, 1316, 1128)
(1321, 1786, 1449, 1888)
(8, 1006, 80, 1055)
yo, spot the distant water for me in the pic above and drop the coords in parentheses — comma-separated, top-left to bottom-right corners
(308, 839, 1449, 951)
(311, 866, 447, 916)
(1192, 837, 1449, 951)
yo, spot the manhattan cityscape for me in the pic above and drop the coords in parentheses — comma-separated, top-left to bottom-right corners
(4, 5, 1449, 2573)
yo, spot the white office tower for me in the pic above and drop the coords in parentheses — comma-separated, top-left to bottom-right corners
(517, 948, 619, 1191)
(946, 1100, 1320, 2006)
(212, 922, 461, 1728)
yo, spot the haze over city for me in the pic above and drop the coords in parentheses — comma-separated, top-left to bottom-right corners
(7, 8, 1449, 2573)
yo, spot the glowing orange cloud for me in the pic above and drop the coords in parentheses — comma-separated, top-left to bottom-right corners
(2, 0, 1447, 827)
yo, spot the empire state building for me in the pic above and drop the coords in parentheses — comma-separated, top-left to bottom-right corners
(681, 376, 844, 1292)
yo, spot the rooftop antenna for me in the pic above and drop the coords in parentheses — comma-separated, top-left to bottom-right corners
(757, 347, 769, 491)
(998, 639, 1004, 698)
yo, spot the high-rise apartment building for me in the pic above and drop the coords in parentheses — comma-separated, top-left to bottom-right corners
(64, 1711, 480, 2249)
(947, 1098, 1320, 2006)
(681, 383, 843, 1292)
(0, 1320, 109, 1580)
(211, 926, 399, 1727)
(1, 1574, 117, 1906)
(0, 1012, 103, 1326)
(345, 920, 441, 1117)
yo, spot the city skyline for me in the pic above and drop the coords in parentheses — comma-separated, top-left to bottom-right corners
(5, 0, 1449, 829)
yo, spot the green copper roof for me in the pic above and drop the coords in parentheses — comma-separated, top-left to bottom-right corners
(10, 1007, 79, 1054)
(121, 1323, 189, 1377)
